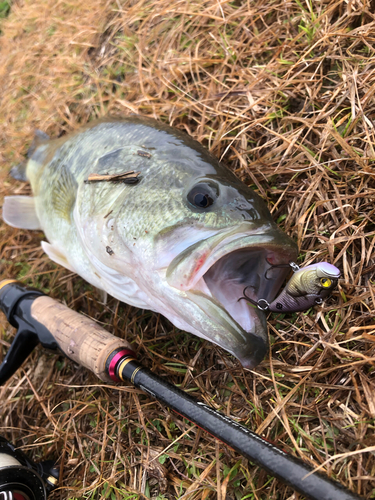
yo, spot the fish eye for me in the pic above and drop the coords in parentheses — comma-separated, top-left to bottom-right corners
(187, 182, 218, 209)
(320, 277, 332, 288)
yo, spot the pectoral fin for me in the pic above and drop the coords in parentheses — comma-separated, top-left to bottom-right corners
(51, 164, 78, 221)
(2, 196, 41, 230)
(41, 241, 76, 273)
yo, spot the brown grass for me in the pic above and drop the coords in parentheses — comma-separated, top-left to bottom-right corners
(1, 0, 375, 498)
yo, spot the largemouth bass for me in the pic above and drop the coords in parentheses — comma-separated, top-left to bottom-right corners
(3, 116, 298, 368)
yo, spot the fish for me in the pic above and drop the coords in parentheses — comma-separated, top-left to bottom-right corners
(240, 262, 340, 312)
(2, 116, 298, 369)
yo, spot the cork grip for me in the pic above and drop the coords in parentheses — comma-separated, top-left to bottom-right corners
(30, 296, 132, 382)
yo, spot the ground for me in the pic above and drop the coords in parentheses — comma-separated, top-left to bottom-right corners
(0, 1, 374, 499)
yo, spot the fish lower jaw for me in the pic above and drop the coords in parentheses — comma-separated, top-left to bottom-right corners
(185, 286, 265, 337)
(183, 288, 268, 369)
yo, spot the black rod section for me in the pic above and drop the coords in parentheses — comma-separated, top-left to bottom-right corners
(119, 361, 363, 500)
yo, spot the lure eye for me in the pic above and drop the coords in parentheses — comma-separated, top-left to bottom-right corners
(320, 277, 332, 288)
(187, 182, 218, 209)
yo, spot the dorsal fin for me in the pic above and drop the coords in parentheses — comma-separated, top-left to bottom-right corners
(27, 129, 50, 158)
(9, 162, 28, 182)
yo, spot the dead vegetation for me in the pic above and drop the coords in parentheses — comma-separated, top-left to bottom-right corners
(0, 0, 375, 498)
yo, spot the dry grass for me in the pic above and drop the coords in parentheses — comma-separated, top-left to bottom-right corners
(1, 0, 375, 498)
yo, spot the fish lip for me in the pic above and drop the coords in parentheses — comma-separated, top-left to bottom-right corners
(166, 222, 298, 292)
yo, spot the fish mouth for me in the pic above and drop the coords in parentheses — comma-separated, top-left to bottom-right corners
(166, 223, 298, 368)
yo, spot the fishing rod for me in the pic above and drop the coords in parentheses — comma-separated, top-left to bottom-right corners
(0, 434, 58, 499)
(0, 279, 365, 500)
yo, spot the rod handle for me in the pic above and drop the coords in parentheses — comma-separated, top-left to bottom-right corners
(30, 296, 133, 382)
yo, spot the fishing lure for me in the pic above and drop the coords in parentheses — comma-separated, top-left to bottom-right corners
(240, 262, 341, 313)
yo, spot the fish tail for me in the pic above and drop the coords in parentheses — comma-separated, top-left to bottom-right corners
(2, 196, 41, 230)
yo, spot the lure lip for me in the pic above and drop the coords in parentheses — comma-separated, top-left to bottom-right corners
(296, 262, 341, 279)
(315, 262, 341, 279)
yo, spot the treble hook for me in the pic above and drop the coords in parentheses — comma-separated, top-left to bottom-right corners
(238, 287, 270, 311)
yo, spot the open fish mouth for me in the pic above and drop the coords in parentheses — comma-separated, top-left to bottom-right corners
(166, 224, 298, 367)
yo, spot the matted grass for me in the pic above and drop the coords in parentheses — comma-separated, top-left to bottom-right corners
(1, 1, 375, 499)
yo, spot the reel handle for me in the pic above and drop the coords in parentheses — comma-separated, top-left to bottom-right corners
(0, 280, 134, 384)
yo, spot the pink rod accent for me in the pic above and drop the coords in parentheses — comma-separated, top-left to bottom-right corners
(108, 349, 136, 382)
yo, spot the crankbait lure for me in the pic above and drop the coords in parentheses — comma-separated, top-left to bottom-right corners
(240, 262, 340, 313)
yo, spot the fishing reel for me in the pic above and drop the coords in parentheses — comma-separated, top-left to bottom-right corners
(0, 436, 58, 499)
